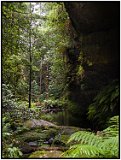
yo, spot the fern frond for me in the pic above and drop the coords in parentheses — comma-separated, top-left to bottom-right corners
(103, 116, 119, 138)
(64, 115, 119, 158)
(67, 131, 103, 147)
(107, 116, 119, 126)
(64, 144, 103, 158)
(67, 131, 82, 143)
(103, 128, 118, 138)
(99, 136, 119, 158)
(100, 136, 118, 150)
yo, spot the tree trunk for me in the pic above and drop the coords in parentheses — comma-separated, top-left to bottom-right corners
(28, 2, 32, 108)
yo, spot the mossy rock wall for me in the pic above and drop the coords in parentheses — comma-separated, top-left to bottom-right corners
(64, 2, 120, 128)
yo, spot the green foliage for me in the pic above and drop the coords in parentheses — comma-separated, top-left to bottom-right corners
(2, 84, 17, 111)
(64, 144, 102, 158)
(16, 80, 28, 99)
(42, 2, 70, 99)
(49, 54, 67, 98)
(2, 2, 29, 94)
(5, 147, 23, 158)
(41, 113, 54, 122)
(2, 117, 23, 158)
(43, 99, 66, 109)
(88, 80, 119, 129)
(67, 131, 102, 146)
(2, 2, 42, 100)
(31, 80, 40, 101)
(2, 117, 12, 139)
(63, 116, 119, 158)
(2, 83, 40, 158)
(2, 2, 70, 102)
(2, 84, 41, 124)
(102, 116, 119, 138)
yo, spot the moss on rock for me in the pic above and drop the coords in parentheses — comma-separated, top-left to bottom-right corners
(29, 150, 63, 158)
(16, 131, 47, 142)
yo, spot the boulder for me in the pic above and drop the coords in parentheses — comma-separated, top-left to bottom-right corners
(24, 119, 57, 129)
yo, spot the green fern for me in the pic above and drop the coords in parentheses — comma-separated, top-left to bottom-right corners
(67, 131, 103, 146)
(63, 116, 119, 158)
(99, 136, 119, 158)
(107, 116, 119, 126)
(88, 80, 119, 129)
(64, 144, 103, 158)
(103, 116, 119, 138)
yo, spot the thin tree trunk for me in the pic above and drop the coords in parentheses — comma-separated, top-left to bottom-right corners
(28, 2, 32, 108)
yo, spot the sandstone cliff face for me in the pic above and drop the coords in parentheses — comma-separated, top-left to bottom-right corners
(64, 2, 120, 127)
(65, 2, 119, 34)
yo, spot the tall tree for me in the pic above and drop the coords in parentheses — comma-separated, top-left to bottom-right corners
(28, 2, 32, 108)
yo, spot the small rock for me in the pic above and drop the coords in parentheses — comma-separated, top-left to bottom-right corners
(19, 142, 35, 154)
